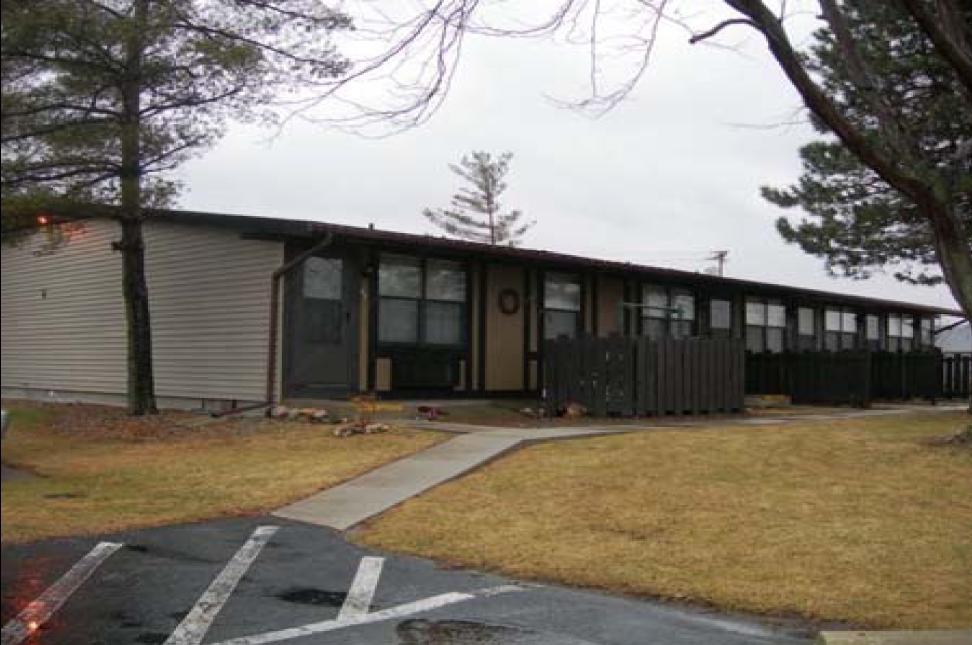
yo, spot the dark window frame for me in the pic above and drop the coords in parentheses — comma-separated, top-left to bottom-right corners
(543, 271, 583, 340)
(377, 254, 469, 349)
(641, 284, 696, 340)
(709, 297, 734, 337)
(745, 296, 786, 353)
(886, 312, 917, 352)
(824, 306, 859, 351)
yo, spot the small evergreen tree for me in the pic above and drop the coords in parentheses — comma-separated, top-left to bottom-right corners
(423, 151, 533, 246)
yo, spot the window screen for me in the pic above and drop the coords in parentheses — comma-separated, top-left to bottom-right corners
(797, 308, 813, 336)
(426, 260, 466, 302)
(379, 255, 421, 297)
(710, 299, 732, 330)
(746, 299, 766, 326)
(544, 273, 581, 339)
(866, 315, 880, 341)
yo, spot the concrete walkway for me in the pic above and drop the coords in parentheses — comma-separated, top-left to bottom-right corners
(274, 426, 634, 530)
(274, 405, 967, 531)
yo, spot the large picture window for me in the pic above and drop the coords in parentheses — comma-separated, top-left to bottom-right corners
(544, 272, 582, 339)
(378, 255, 467, 346)
(642, 285, 695, 339)
(746, 297, 786, 353)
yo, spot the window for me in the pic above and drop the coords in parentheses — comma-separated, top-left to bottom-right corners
(796, 307, 816, 350)
(798, 308, 814, 336)
(641, 285, 695, 339)
(901, 314, 915, 351)
(378, 255, 467, 346)
(825, 307, 858, 350)
(746, 297, 786, 353)
(919, 318, 935, 348)
(887, 314, 903, 352)
(866, 314, 881, 350)
(710, 299, 733, 335)
(544, 272, 582, 339)
(424, 260, 466, 345)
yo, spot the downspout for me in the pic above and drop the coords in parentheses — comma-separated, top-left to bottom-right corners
(213, 232, 335, 417)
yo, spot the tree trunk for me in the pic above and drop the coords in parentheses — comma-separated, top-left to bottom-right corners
(921, 199, 972, 415)
(119, 216, 156, 415)
(118, 0, 156, 415)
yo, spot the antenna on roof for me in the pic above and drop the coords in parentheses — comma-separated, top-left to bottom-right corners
(707, 250, 729, 277)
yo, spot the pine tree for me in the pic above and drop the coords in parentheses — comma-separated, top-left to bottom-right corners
(1, 0, 350, 414)
(763, 1, 972, 287)
(424, 151, 534, 246)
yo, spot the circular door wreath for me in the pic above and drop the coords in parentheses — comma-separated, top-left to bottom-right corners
(498, 288, 521, 315)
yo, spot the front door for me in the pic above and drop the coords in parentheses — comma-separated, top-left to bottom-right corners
(284, 250, 360, 398)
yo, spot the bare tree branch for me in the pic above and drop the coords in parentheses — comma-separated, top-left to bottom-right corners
(689, 18, 757, 44)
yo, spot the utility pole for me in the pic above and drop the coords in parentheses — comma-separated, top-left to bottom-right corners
(708, 250, 729, 277)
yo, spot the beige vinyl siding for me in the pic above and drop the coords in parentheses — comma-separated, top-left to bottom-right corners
(2, 220, 128, 395)
(144, 220, 282, 402)
(2, 218, 284, 405)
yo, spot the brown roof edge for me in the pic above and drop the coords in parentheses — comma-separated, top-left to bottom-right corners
(14, 204, 966, 317)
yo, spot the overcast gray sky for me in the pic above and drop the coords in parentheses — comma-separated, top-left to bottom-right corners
(174, 3, 960, 313)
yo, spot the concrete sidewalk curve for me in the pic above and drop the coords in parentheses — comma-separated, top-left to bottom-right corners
(274, 426, 630, 530)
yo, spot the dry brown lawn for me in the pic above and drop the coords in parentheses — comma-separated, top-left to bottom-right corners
(357, 411, 972, 629)
(1, 402, 445, 544)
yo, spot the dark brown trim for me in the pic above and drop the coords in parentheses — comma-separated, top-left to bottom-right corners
(32, 204, 962, 316)
(366, 248, 378, 392)
(591, 273, 600, 336)
(522, 266, 532, 391)
(477, 260, 488, 393)
(465, 259, 475, 392)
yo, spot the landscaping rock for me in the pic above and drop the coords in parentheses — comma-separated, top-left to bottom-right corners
(333, 425, 359, 437)
(563, 402, 588, 418)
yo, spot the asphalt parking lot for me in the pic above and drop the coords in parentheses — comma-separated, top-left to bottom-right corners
(1, 517, 814, 645)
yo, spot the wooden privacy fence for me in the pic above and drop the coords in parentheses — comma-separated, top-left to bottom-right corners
(746, 351, 872, 406)
(942, 353, 971, 399)
(747, 350, 966, 406)
(543, 335, 745, 417)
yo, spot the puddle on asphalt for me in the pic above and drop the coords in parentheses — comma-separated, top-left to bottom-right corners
(276, 587, 348, 607)
(135, 633, 168, 644)
(395, 619, 600, 644)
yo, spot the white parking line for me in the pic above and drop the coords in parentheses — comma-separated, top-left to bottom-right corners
(165, 526, 279, 645)
(337, 557, 383, 620)
(0, 541, 123, 645)
(207, 585, 526, 645)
